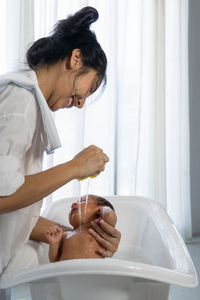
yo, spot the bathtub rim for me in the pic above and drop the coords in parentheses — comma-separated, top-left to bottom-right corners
(0, 257, 197, 289)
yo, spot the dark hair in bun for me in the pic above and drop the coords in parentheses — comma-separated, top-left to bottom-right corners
(26, 6, 107, 85)
(57, 6, 98, 32)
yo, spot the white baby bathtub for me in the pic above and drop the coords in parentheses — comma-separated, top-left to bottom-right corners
(0, 195, 198, 300)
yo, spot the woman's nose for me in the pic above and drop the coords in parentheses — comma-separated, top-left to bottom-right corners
(76, 97, 86, 109)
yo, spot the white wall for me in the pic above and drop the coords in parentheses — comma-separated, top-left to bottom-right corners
(189, 0, 200, 235)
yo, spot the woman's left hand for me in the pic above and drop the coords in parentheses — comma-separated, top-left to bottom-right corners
(89, 219, 121, 257)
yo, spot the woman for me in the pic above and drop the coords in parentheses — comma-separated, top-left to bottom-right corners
(0, 7, 121, 274)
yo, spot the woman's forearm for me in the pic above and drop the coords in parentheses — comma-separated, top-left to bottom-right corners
(0, 145, 108, 214)
(0, 160, 77, 214)
(30, 216, 72, 243)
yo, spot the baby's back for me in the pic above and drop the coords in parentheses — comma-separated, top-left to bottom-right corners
(60, 230, 102, 260)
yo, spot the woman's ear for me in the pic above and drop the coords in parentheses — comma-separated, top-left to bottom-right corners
(68, 49, 82, 69)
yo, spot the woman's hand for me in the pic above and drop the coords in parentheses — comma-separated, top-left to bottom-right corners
(89, 219, 121, 257)
(72, 145, 109, 179)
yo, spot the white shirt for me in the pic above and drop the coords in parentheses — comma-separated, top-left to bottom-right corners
(0, 70, 61, 273)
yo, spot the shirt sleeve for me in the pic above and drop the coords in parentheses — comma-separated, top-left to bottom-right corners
(0, 85, 38, 196)
(0, 154, 25, 196)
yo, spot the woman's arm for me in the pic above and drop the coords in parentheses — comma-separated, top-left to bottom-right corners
(0, 145, 109, 214)
(0, 161, 76, 214)
(30, 216, 72, 243)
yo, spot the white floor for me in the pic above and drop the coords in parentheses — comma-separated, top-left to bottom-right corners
(170, 238, 200, 300)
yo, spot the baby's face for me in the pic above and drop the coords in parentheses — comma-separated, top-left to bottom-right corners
(69, 195, 99, 228)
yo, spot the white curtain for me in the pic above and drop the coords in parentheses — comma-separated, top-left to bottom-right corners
(0, 0, 34, 73)
(0, 0, 191, 240)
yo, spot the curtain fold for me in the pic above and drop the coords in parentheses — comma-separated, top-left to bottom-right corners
(165, 0, 192, 240)
(5, 0, 34, 72)
(0, 0, 191, 240)
(155, 0, 166, 207)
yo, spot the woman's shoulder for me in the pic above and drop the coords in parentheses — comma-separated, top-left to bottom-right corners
(0, 70, 38, 117)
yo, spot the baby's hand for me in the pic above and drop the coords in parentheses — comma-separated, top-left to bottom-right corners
(45, 225, 63, 245)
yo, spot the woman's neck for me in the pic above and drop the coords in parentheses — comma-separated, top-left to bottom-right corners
(35, 67, 54, 100)
(35, 62, 64, 101)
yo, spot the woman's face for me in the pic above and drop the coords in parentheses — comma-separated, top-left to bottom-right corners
(47, 68, 99, 111)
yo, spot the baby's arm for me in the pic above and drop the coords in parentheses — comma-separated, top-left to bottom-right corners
(45, 225, 63, 262)
(99, 207, 117, 227)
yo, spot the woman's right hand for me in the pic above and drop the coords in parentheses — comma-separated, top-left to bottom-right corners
(71, 145, 109, 179)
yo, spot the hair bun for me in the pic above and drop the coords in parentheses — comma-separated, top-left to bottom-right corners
(72, 6, 99, 29)
(52, 7, 99, 38)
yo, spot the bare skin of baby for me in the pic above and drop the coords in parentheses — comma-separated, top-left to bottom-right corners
(45, 194, 117, 262)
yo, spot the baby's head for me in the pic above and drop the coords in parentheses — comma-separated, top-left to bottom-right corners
(69, 194, 114, 228)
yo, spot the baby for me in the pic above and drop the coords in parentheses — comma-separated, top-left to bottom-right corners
(45, 194, 117, 262)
